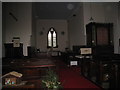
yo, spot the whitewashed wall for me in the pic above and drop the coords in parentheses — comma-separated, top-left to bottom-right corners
(68, 3, 85, 50)
(0, 2, 2, 88)
(83, 2, 105, 25)
(36, 19, 68, 52)
(3, 2, 32, 56)
(31, 3, 37, 47)
(118, 2, 120, 53)
(0, 2, 2, 59)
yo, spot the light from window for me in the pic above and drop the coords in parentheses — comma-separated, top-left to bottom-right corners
(47, 28, 57, 48)
(53, 31, 56, 47)
(48, 31, 52, 47)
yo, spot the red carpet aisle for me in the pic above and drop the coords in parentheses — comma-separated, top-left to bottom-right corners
(56, 60, 102, 89)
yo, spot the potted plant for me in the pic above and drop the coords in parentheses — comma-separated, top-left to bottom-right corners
(41, 69, 62, 89)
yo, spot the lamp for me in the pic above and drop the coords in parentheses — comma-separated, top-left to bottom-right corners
(40, 31, 43, 35)
(67, 3, 74, 10)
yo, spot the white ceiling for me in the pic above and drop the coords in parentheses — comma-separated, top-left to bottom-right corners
(33, 2, 81, 20)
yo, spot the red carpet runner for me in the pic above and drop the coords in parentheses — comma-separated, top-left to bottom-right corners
(57, 61, 102, 89)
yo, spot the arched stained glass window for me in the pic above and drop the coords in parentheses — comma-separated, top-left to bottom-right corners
(47, 27, 57, 48)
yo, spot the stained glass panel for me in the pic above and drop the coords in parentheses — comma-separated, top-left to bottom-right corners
(47, 28, 57, 48)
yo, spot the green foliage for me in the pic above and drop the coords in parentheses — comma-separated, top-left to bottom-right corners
(41, 69, 62, 89)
